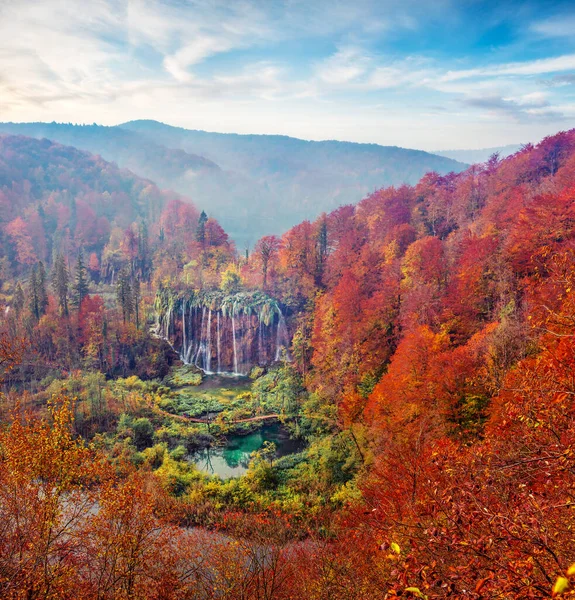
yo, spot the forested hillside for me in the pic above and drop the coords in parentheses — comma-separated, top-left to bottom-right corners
(0, 121, 466, 248)
(0, 134, 233, 379)
(1, 128, 575, 598)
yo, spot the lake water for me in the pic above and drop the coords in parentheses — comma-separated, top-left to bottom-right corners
(192, 423, 304, 478)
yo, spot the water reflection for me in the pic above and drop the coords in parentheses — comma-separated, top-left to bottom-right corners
(192, 423, 303, 478)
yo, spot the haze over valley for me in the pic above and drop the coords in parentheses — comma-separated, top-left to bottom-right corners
(0, 120, 466, 247)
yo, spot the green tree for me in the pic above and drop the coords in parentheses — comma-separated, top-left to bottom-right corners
(13, 282, 24, 316)
(116, 269, 133, 324)
(51, 254, 69, 316)
(196, 210, 208, 245)
(132, 418, 154, 450)
(137, 221, 151, 281)
(132, 277, 141, 329)
(0, 256, 12, 287)
(220, 264, 242, 295)
(316, 214, 328, 284)
(28, 262, 48, 321)
(72, 250, 89, 309)
(37, 262, 49, 315)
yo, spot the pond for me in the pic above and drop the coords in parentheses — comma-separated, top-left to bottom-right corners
(192, 423, 304, 479)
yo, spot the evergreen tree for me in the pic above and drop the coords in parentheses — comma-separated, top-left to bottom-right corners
(132, 277, 141, 329)
(316, 214, 328, 285)
(37, 262, 49, 316)
(137, 221, 150, 281)
(13, 282, 24, 316)
(0, 256, 12, 286)
(28, 267, 40, 320)
(51, 254, 69, 316)
(72, 250, 89, 309)
(196, 210, 208, 245)
(28, 263, 47, 321)
(116, 269, 133, 324)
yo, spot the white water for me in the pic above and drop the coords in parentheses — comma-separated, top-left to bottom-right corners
(258, 320, 263, 365)
(181, 302, 186, 360)
(217, 311, 221, 374)
(205, 309, 212, 373)
(231, 315, 239, 375)
(275, 310, 291, 361)
(173, 302, 290, 376)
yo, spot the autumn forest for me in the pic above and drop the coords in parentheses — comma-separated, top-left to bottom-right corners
(0, 122, 574, 599)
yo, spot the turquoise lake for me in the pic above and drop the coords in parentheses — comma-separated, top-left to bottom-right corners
(192, 423, 303, 478)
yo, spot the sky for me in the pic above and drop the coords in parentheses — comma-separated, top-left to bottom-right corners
(0, 0, 574, 150)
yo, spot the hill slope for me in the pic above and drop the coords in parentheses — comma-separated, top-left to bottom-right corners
(0, 121, 467, 248)
(0, 134, 209, 267)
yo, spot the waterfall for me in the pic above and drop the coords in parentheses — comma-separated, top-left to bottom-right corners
(181, 302, 187, 362)
(217, 311, 221, 374)
(185, 306, 194, 364)
(194, 307, 206, 367)
(205, 309, 212, 373)
(156, 290, 293, 376)
(231, 315, 239, 375)
(258, 320, 263, 365)
(275, 310, 291, 361)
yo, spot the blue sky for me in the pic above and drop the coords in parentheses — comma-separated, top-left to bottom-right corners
(1, 0, 574, 149)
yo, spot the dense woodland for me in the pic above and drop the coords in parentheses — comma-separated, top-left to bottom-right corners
(1, 128, 575, 598)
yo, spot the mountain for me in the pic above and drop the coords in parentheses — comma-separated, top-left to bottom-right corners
(0, 121, 221, 194)
(433, 143, 522, 163)
(121, 120, 467, 245)
(0, 121, 467, 248)
(0, 134, 219, 269)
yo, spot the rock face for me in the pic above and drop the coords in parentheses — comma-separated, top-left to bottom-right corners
(155, 289, 290, 376)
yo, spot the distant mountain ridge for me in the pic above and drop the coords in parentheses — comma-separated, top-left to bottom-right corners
(434, 144, 522, 164)
(0, 120, 467, 248)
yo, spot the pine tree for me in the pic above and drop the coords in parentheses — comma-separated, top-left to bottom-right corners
(13, 282, 24, 316)
(137, 221, 151, 282)
(28, 263, 47, 321)
(132, 277, 141, 329)
(51, 254, 69, 316)
(0, 256, 12, 286)
(37, 261, 49, 316)
(196, 211, 208, 245)
(316, 214, 328, 285)
(72, 250, 89, 309)
(116, 269, 133, 324)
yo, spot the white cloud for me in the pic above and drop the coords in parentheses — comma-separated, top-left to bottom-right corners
(0, 0, 572, 149)
(315, 47, 372, 85)
(442, 54, 575, 81)
(531, 15, 575, 38)
(163, 37, 234, 83)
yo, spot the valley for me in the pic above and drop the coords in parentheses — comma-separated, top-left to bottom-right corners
(1, 126, 575, 598)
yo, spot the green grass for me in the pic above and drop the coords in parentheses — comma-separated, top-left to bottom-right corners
(163, 365, 203, 387)
(162, 364, 252, 420)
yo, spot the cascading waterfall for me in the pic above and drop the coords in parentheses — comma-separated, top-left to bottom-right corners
(206, 309, 212, 373)
(216, 312, 221, 374)
(231, 315, 239, 375)
(155, 289, 292, 376)
(275, 309, 291, 361)
(181, 302, 186, 360)
(258, 321, 264, 365)
(194, 307, 206, 367)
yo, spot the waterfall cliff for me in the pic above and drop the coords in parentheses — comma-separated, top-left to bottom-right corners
(154, 288, 291, 376)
